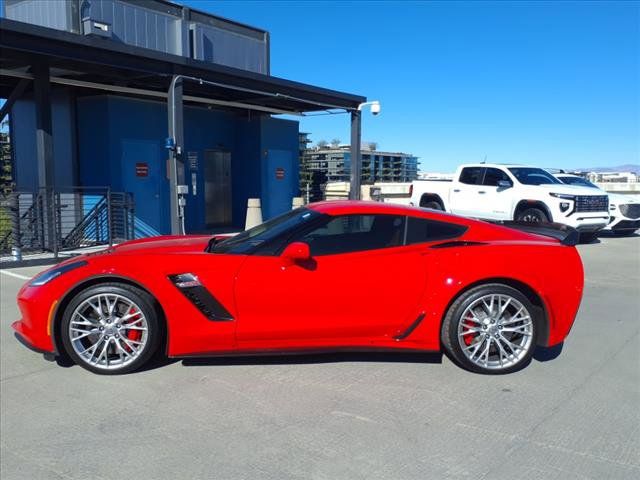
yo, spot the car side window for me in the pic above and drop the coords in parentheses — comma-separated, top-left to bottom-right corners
(459, 167, 483, 185)
(406, 217, 468, 245)
(482, 168, 512, 187)
(296, 214, 405, 256)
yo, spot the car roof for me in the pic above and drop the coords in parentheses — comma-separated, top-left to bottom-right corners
(307, 200, 467, 222)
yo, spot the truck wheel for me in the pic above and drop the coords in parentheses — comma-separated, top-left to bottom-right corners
(422, 200, 443, 211)
(516, 208, 548, 223)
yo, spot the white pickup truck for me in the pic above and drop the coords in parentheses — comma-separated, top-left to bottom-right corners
(410, 164, 610, 238)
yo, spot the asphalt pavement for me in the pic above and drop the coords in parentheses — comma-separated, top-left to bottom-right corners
(1, 235, 639, 480)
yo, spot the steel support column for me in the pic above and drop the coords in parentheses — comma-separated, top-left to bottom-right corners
(33, 61, 56, 252)
(168, 75, 185, 234)
(349, 109, 362, 200)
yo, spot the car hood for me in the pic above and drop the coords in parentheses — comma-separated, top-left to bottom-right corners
(608, 192, 640, 205)
(533, 184, 608, 196)
(105, 235, 214, 255)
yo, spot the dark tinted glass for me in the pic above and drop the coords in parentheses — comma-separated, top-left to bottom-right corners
(509, 167, 561, 185)
(297, 214, 405, 256)
(212, 208, 319, 254)
(482, 168, 512, 186)
(558, 176, 598, 188)
(459, 167, 483, 185)
(406, 217, 467, 244)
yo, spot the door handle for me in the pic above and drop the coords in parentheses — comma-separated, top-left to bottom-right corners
(453, 189, 461, 193)
(478, 191, 486, 194)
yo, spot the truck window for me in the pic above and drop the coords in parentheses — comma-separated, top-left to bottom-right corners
(509, 167, 561, 185)
(483, 168, 512, 187)
(459, 167, 483, 185)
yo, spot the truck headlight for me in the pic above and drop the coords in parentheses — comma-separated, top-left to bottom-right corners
(549, 193, 576, 200)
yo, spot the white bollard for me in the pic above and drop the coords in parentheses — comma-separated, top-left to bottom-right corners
(292, 197, 304, 210)
(245, 198, 263, 230)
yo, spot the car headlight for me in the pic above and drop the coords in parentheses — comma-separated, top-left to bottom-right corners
(560, 202, 571, 212)
(549, 193, 576, 200)
(30, 260, 88, 286)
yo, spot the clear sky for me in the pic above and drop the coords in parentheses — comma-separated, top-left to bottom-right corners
(186, 0, 638, 172)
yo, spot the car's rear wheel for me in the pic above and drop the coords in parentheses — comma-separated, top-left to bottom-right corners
(516, 207, 548, 223)
(60, 283, 161, 375)
(441, 284, 537, 374)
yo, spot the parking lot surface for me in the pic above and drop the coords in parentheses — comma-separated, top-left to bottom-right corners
(1, 236, 639, 480)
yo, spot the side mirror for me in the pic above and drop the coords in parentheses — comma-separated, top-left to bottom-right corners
(281, 242, 311, 264)
(497, 180, 512, 189)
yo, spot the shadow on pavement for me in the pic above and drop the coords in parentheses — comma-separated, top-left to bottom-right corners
(533, 342, 564, 362)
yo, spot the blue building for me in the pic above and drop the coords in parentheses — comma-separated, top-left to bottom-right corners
(0, 0, 365, 245)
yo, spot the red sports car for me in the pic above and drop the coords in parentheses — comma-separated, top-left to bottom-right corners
(13, 201, 584, 375)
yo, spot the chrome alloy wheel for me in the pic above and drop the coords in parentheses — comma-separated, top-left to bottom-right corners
(457, 294, 533, 370)
(68, 293, 149, 371)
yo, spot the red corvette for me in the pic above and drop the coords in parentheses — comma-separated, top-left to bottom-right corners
(13, 201, 584, 375)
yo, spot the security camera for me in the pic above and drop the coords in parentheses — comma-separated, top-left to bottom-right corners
(358, 100, 381, 116)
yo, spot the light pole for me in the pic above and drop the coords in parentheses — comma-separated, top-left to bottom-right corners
(349, 101, 381, 200)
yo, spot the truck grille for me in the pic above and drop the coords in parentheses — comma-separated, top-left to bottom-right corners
(575, 195, 608, 213)
(619, 203, 640, 219)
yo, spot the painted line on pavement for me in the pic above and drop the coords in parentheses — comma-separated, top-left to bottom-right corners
(0, 270, 32, 280)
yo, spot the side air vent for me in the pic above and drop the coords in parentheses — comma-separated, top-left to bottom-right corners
(168, 273, 234, 322)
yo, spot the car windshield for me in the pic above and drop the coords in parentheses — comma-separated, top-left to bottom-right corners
(508, 167, 562, 185)
(210, 207, 320, 254)
(558, 176, 598, 189)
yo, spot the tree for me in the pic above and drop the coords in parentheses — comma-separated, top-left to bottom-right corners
(366, 141, 378, 151)
(330, 138, 341, 148)
(316, 139, 328, 149)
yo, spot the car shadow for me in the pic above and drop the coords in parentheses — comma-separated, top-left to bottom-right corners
(597, 231, 639, 239)
(533, 342, 564, 362)
(180, 351, 443, 368)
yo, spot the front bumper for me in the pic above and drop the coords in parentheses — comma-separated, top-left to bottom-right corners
(565, 217, 609, 232)
(12, 286, 58, 354)
(605, 218, 640, 232)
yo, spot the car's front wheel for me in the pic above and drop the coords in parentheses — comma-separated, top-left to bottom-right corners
(60, 283, 161, 375)
(441, 284, 538, 374)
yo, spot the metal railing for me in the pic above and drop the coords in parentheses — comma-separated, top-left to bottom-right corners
(0, 187, 134, 260)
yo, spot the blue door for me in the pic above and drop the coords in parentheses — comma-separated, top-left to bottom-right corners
(263, 149, 293, 219)
(120, 140, 167, 236)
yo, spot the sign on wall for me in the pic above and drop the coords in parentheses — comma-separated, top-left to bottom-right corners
(188, 151, 199, 171)
(275, 167, 285, 180)
(136, 162, 149, 177)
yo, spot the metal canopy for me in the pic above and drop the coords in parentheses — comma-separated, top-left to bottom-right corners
(0, 18, 365, 113)
(0, 17, 367, 235)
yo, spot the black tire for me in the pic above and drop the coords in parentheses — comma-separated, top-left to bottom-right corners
(515, 207, 548, 223)
(60, 283, 161, 375)
(441, 283, 538, 374)
(421, 199, 444, 211)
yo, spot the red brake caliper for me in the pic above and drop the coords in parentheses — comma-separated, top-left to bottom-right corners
(462, 313, 476, 346)
(125, 307, 142, 344)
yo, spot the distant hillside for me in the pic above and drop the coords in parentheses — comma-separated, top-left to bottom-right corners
(576, 164, 640, 173)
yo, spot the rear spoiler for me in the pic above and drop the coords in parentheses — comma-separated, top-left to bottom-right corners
(495, 221, 580, 246)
